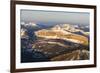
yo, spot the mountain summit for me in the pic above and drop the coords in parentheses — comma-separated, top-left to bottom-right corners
(35, 24, 88, 45)
(51, 24, 78, 32)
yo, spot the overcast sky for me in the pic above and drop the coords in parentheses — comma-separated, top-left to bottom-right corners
(20, 9, 90, 25)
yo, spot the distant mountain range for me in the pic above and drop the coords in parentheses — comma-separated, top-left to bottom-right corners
(21, 22, 90, 62)
(51, 24, 89, 36)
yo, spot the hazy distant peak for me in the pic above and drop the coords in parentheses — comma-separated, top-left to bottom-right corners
(51, 24, 77, 32)
(21, 22, 37, 27)
(28, 22, 37, 26)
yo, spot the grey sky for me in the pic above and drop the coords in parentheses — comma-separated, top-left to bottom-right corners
(20, 9, 90, 25)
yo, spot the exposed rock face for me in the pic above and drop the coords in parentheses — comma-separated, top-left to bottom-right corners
(32, 39, 88, 59)
(21, 28, 28, 39)
(35, 26, 88, 45)
(51, 50, 89, 61)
